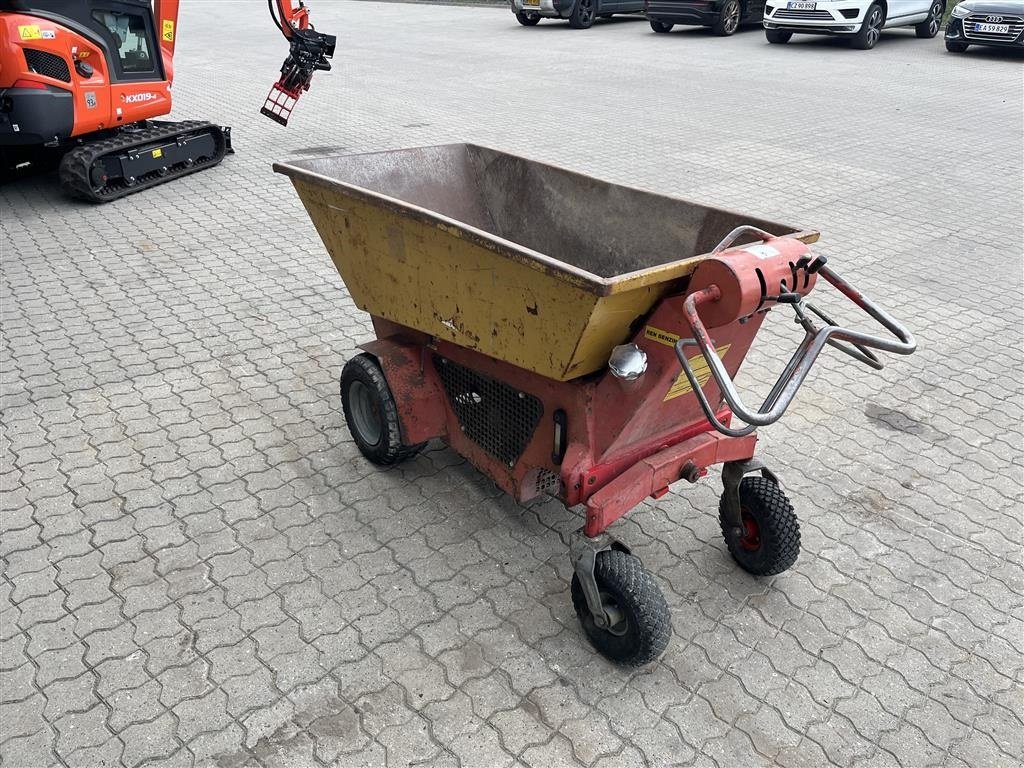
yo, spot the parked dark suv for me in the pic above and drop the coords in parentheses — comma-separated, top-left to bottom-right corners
(945, 0, 1024, 51)
(645, 0, 767, 35)
(511, 0, 645, 28)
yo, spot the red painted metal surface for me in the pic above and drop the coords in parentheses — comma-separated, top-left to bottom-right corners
(687, 237, 820, 328)
(363, 237, 816, 538)
(583, 431, 758, 537)
(360, 335, 446, 446)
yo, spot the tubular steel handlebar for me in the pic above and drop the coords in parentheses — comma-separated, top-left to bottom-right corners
(712, 225, 774, 255)
(675, 265, 917, 438)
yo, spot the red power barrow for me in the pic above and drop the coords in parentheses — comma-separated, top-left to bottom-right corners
(276, 145, 916, 666)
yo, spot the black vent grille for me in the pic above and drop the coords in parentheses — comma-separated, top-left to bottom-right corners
(533, 469, 561, 497)
(24, 49, 71, 83)
(435, 356, 543, 466)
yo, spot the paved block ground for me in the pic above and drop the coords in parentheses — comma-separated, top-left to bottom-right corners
(2, 2, 1022, 766)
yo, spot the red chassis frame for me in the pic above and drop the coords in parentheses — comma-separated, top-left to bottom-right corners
(359, 236, 819, 539)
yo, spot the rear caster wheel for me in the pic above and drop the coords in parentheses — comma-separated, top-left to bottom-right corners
(719, 476, 800, 576)
(340, 353, 425, 466)
(571, 549, 670, 666)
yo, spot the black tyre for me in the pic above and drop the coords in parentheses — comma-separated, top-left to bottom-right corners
(712, 0, 742, 35)
(340, 354, 425, 466)
(851, 2, 884, 49)
(569, 0, 596, 28)
(650, 19, 674, 32)
(766, 28, 792, 43)
(515, 10, 541, 25)
(571, 550, 671, 666)
(719, 477, 800, 576)
(915, 0, 944, 37)
(945, 39, 969, 52)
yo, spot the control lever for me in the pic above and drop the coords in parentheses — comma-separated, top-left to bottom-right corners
(675, 264, 917, 438)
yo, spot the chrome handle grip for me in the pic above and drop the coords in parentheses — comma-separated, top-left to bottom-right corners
(675, 266, 917, 437)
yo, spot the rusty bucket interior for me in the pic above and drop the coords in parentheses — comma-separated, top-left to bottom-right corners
(276, 144, 818, 380)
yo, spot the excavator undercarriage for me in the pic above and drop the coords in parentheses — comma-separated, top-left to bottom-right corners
(0, 0, 333, 201)
(58, 120, 231, 202)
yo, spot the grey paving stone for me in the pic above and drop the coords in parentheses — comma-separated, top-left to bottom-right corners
(2, 3, 1022, 767)
(119, 710, 181, 768)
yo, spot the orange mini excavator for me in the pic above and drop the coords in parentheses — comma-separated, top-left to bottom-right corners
(0, 0, 335, 201)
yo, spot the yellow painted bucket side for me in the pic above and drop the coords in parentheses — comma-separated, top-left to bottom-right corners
(294, 179, 687, 381)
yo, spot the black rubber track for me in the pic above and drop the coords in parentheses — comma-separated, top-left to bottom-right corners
(59, 120, 228, 203)
(340, 354, 425, 466)
(719, 476, 800, 576)
(571, 549, 671, 667)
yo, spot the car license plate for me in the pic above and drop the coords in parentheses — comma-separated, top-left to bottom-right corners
(787, 1, 816, 9)
(523, 0, 541, 6)
(974, 22, 1009, 33)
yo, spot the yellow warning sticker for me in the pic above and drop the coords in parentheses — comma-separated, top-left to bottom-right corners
(151, 148, 163, 159)
(664, 345, 731, 401)
(18, 25, 42, 40)
(644, 325, 680, 348)
(162, 19, 175, 42)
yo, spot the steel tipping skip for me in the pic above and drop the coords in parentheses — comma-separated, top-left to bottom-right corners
(276, 147, 916, 666)
(344, 231, 914, 665)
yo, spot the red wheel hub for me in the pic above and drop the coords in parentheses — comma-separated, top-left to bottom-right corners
(738, 508, 761, 551)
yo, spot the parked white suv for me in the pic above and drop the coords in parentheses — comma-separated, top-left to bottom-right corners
(763, 0, 946, 48)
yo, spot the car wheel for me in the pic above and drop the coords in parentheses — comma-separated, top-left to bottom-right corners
(569, 0, 596, 28)
(515, 10, 541, 25)
(915, 0, 944, 37)
(650, 19, 674, 32)
(765, 28, 792, 43)
(712, 0, 742, 35)
(945, 39, 969, 52)
(851, 2, 884, 49)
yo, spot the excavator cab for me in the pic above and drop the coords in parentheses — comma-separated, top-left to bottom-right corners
(0, 0, 335, 198)
(0, 0, 168, 146)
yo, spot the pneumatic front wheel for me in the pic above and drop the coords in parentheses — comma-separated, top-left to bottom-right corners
(515, 10, 541, 25)
(650, 19, 674, 32)
(945, 40, 968, 52)
(719, 477, 800, 576)
(340, 354, 425, 466)
(571, 550, 671, 666)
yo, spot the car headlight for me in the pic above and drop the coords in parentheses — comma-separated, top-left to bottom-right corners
(951, 4, 971, 17)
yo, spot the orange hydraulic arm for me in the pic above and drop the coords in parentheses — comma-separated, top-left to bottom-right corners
(273, 0, 312, 33)
(261, 0, 336, 125)
(151, 0, 334, 126)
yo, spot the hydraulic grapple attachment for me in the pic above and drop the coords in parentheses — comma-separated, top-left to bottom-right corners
(262, 26, 337, 126)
